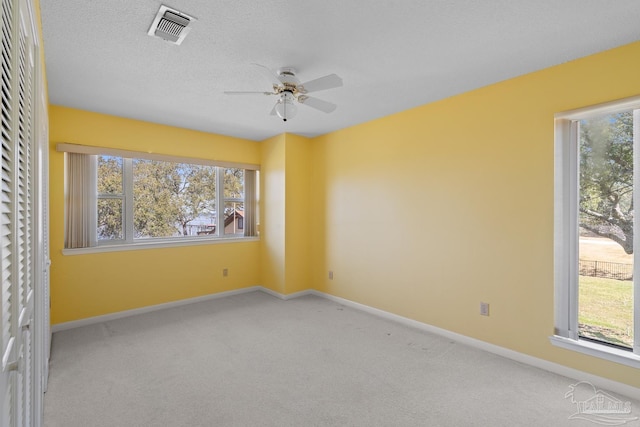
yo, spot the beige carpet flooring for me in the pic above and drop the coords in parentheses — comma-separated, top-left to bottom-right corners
(43, 291, 640, 426)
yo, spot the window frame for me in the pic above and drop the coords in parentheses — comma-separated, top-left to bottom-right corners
(552, 95, 640, 367)
(96, 155, 126, 241)
(59, 144, 260, 254)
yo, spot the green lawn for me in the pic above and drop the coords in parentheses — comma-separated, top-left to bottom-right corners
(579, 276, 633, 348)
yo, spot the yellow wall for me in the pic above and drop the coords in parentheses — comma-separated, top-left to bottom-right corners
(259, 133, 313, 295)
(310, 41, 640, 387)
(284, 134, 313, 294)
(49, 106, 261, 324)
(260, 134, 286, 294)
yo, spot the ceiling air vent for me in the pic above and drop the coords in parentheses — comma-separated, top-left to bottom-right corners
(147, 5, 195, 45)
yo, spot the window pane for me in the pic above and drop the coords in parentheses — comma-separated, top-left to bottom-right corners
(224, 201, 244, 235)
(224, 168, 244, 236)
(97, 155, 124, 241)
(224, 168, 244, 199)
(98, 155, 123, 194)
(578, 111, 634, 349)
(132, 159, 216, 239)
(97, 198, 122, 240)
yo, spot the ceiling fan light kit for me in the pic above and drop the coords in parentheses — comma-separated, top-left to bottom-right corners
(225, 65, 343, 122)
(274, 92, 297, 121)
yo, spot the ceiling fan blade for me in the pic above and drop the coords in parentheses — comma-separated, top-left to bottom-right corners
(224, 91, 274, 96)
(299, 74, 343, 94)
(298, 96, 337, 113)
(252, 63, 282, 87)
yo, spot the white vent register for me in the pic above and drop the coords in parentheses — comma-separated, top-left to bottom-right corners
(148, 5, 195, 45)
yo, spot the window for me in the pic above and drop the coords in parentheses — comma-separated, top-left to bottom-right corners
(553, 96, 640, 366)
(97, 156, 123, 240)
(62, 145, 259, 250)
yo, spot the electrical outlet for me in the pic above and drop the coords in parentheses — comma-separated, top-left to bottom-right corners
(328, 271, 334, 280)
(480, 302, 490, 316)
(223, 268, 228, 277)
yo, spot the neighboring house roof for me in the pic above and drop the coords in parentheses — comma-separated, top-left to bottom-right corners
(224, 210, 244, 228)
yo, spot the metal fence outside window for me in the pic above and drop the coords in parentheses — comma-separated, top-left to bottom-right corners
(579, 259, 633, 281)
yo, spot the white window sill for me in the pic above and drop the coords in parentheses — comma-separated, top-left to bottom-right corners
(63, 236, 259, 255)
(550, 335, 640, 369)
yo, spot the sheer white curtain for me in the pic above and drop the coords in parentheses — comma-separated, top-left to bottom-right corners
(64, 153, 97, 248)
(243, 169, 257, 237)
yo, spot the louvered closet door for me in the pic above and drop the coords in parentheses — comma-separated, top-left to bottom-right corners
(0, 0, 36, 425)
(15, 0, 35, 424)
(0, 0, 16, 423)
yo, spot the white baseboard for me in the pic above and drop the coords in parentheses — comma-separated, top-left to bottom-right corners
(50, 285, 640, 400)
(306, 290, 640, 402)
(51, 286, 310, 332)
(260, 287, 315, 300)
(51, 286, 263, 333)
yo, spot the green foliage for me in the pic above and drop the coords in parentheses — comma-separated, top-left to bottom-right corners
(97, 156, 245, 239)
(579, 111, 634, 254)
(224, 168, 244, 198)
(97, 156, 124, 239)
(133, 160, 217, 237)
(578, 275, 633, 348)
(97, 156, 123, 194)
(97, 199, 123, 239)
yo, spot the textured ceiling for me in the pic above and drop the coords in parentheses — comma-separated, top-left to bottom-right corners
(40, 1, 640, 141)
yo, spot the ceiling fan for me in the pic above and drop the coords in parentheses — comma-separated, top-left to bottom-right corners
(224, 65, 343, 122)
